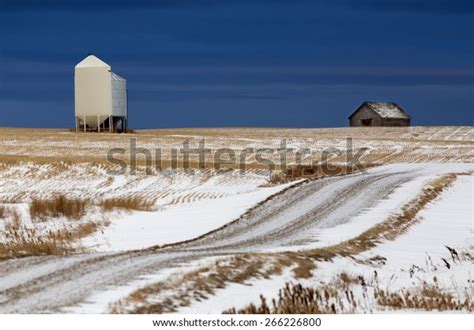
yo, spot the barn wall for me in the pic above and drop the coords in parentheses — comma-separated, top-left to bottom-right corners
(381, 118, 410, 126)
(349, 105, 382, 126)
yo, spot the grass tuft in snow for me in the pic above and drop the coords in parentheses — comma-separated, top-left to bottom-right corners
(30, 195, 88, 221)
(0, 229, 75, 261)
(224, 279, 354, 314)
(0, 220, 105, 260)
(376, 283, 473, 312)
(268, 163, 379, 185)
(226, 273, 473, 314)
(29, 194, 155, 222)
(1, 203, 109, 260)
(0, 213, 75, 260)
(0, 204, 6, 218)
(99, 197, 155, 212)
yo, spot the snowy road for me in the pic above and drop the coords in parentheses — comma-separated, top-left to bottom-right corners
(0, 163, 471, 313)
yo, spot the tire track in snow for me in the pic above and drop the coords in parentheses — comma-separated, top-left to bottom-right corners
(175, 172, 414, 252)
(0, 166, 445, 313)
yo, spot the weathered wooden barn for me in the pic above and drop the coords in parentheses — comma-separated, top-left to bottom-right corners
(348, 102, 410, 127)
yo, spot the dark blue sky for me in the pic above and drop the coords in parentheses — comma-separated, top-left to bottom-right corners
(1, 0, 473, 128)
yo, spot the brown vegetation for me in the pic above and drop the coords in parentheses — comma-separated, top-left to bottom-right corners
(224, 272, 363, 314)
(0, 228, 75, 261)
(225, 283, 337, 314)
(226, 275, 473, 314)
(1, 192, 154, 259)
(289, 255, 316, 279)
(269, 163, 378, 184)
(0, 204, 6, 218)
(0, 213, 74, 260)
(0, 213, 105, 260)
(376, 283, 472, 311)
(28, 194, 155, 222)
(1, 196, 112, 259)
(7, 209, 22, 231)
(99, 197, 155, 212)
(110, 253, 312, 314)
(48, 221, 105, 243)
(0, 126, 472, 170)
(30, 195, 88, 221)
(110, 254, 277, 313)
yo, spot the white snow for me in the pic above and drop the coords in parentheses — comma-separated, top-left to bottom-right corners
(177, 268, 297, 314)
(253, 163, 473, 253)
(0, 254, 94, 294)
(309, 173, 474, 305)
(0, 162, 299, 252)
(362, 174, 473, 289)
(178, 172, 473, 313)
(366, 102, 409, 119)
(295, 176, 432, 249)
(82, 182, 295, 252)
(296, 164, 471, 250)
(63, 257, 221, 314)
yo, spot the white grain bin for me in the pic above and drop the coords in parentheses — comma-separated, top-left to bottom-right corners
(74, 55, 127, 132)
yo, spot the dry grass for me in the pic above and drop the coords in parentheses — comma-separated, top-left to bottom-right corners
(2, 193, 154, 259)
(0, 126, 472, 169)
(289, 255, 316, 279)
(1, 196, 111, 259)
(9, 209, 21, 230)
(2, 207, 22, 232)
(0, 210, 106, 260)
(0, 213, 74, 260)
(137, 127, 473, 143)
(47, 221, 104, 242)
(29, 194, 155, 221)
(30, 195, 88, 221)
(226, 274, 473, 314)
(110, 253, 311, 314)
(269, 163, 379, 184)
(376, 283, 473, 311)
(0, 154, 275, 172)
(224, 283, 334, 314)
(224, 276, 358, 314)
(223, 272, 367, 314)
(99, 197, 155, 212)
(110, 254, 269, 313)
(0, 204, 6, 218)
(285, 164, 367, 179)
(0, 228, 75, 261)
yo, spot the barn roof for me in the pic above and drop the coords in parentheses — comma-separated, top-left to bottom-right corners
(349, 102, 410, 119)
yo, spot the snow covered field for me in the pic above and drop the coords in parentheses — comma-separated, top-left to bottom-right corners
(0, 126, 472, 165)
(183, 173, 472, 313)
(82, 180, 295, 251)
(0, 126, 472, 313)
(0, 164, 286, 251)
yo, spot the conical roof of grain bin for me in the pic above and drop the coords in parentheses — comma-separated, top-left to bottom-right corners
(74, 55, 127, 129)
